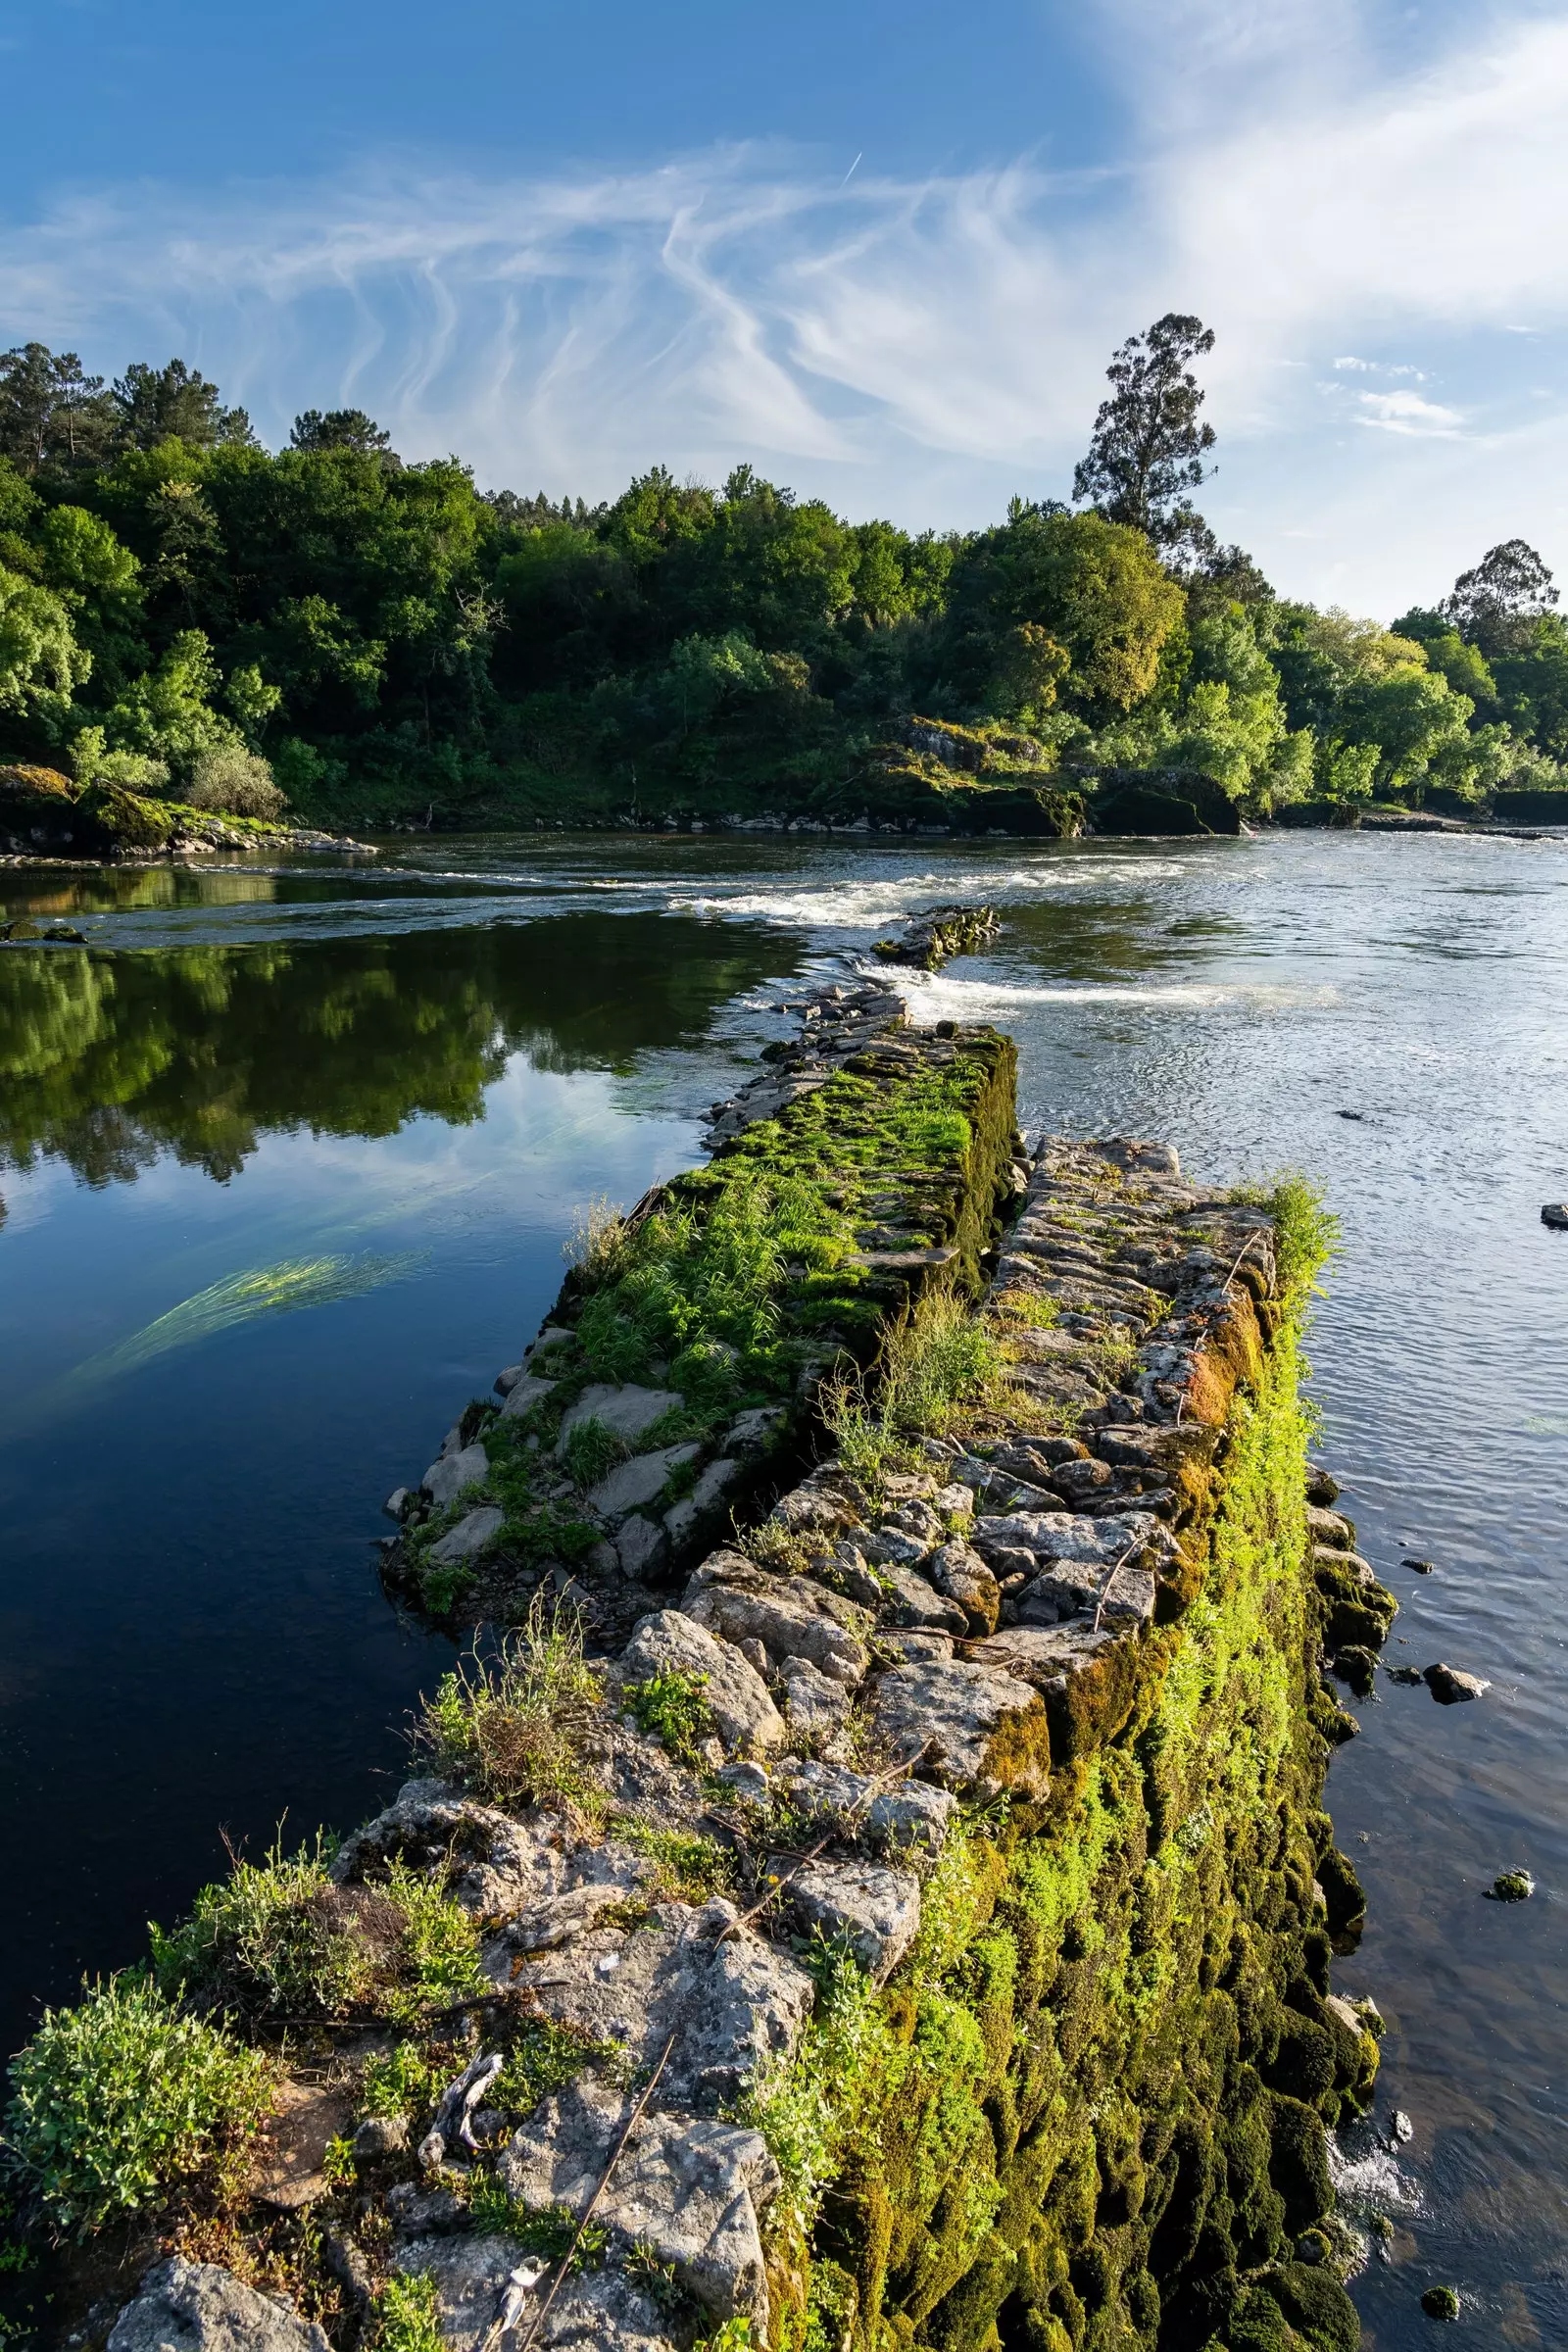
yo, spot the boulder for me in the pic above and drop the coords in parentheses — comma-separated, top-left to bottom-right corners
(614, 1514, 668, 1580)
(780, 1857, 921, 1981)
(557, 1384, 682, 1453)
(927, 1540, 1001, 1635)
(971, 1507, 1174, 1579)
(425, 1505, 505, 1568)
(421, 1442, 489, 1510)
(780, 1654, 853, 1739)
(725, 1406, 787, 1454)
(875, 1557, 968, 1634)
(109, 2261, 329, 2352)
(620, 1610, 786, 1755)
(499, 1374, 557, 1422)
(586, 1444, 699, 1518)
(503, 2077, 780, 2328)
(963, 1624, 1115, 1689)
(871, 1658, 1050, 1799)
(684, 1553, 871, 1685)
(396, 2237, 676, 2352)
(332, 1779, 564, 1919)
(506, 1907, 813, 2113)
(1425, 1661, 1490, 1703)
(773, 1756, 956, 1857)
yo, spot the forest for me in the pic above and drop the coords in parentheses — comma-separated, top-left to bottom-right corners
(1, 318, 1564, 833)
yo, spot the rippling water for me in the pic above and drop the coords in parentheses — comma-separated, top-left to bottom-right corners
(2, 830, 1565, 2344)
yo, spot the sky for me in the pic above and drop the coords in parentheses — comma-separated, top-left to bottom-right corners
(0, 0, 1565, 614)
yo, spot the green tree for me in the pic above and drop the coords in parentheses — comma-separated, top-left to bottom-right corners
(947, 506, 1185, 718)
(112, 360, 256, 453)
(0, 562, 90, 722)
(289, 408, 397, 460)
(105, 628, 242, 777)
(1072, 314, 1217, 557)
(1440, 539, 1557, 660)
(0, 342, 118, 473)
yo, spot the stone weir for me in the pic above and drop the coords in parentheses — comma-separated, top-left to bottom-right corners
(8, 993, 1396, 2352)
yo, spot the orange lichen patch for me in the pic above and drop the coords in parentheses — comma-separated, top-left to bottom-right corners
(1039, 1632, 1156, 1767)
(1184, 1288, 1265, 1428)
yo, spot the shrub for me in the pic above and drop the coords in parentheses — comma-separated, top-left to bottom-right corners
(367, 2272, 444, 2352)
(150, 1835, 385, 2016)
(415, 1595, 605, 1816)
(184, 744, 287, 819)
(357, 2040, 444, 2125)
(3, 1975, 271, 2233)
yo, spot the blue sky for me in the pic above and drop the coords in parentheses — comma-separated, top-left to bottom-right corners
(1, 0, 1565, 614)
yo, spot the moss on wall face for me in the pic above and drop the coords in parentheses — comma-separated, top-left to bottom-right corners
(775, 1210, 1376, 2352)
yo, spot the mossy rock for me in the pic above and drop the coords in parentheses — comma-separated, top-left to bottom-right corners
(1250, 2262, 1360, 2351)
(1264, 2096, 1333, 2235)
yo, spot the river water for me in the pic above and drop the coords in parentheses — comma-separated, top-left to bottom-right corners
(1, 831, 1565, 2343)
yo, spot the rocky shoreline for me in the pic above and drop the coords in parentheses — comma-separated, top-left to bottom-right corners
(1, 972, 1393, 2352)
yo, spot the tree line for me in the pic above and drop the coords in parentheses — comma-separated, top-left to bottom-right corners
(0, 320, 1563, 826)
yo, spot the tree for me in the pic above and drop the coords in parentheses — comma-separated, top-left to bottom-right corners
(0, 343, 117, 473)
(0, 563, 90, 718)
(290, 410, 399, 463)
(1440, 540, 1557, 660)
(1073, 314, 1217, 556)
(946, 506, 1185, 717)
(112, 361, 256, 453)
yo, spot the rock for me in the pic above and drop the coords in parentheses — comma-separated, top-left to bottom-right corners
(527, 1325, 575, 1360)
(557, 1384, 682, 1453)
(1402, 1556, 1436, 1573)
(252, 2076, 356, 2208)
(963, 1624, 1115, 1689)
(1423, 1661, 1489, 1702)
(875, 1557, 968, 1634)
(422, 1442, 489, 1510)
(780, 1654, 853, 1738)
(1486, 1869, 1535, 1902)
(1542, 1203, 1568, 1231)
(725, 1406, 787, 1455)
(383, 1487, 412, 1520)
(353, 2113, 409, 2159)
(333, 1779, 564, 1918)
(1384, 1664, 1424, 1686)
(1305, 1461, 1341, 1505)
(492, 1881, 647, 1954)
(1306, 1504, 1356, 1549)
(386, 2181, 468, 2236)
(971, 1507, 1173, 1580)
(1331, 1644, 1380, 1697)
(735, 1635, 770, 1678)
(1421, 2283, 1460, 2319)
(774, 1756, 956, 1855)
(620, 1610, 786, 1755)
(931, 1482, 976, 1519)
(503, 2076, 780, 2327)
(499, 1374, 558, 1422)
(615, 1514, 669, 1580)
(396, 2237, 675, 2352)
(780, 1857, 921, 1981)
(871, 1658, 1049, 1799)
(425, 1505, 505, 1568)
(494, 1362, 523, 1395)
(109, 2261, 330, 2352)
(586, 1444, 699, 1518)
(927, 1541, 1001, 1635)
(684, 1553, 871, 1684)
(1392, 2109, 1414, 2143)
(874, 1629, 955, 1664)
(715, 1758, 770, 1803)
(507, 1909, 813, 2112)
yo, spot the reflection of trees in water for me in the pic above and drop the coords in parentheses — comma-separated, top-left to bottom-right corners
(0, 913, 797, 1187)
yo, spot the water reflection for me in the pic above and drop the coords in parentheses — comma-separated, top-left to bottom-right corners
(0, 911, 793, 1186)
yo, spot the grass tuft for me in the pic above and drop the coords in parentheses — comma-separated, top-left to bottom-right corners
(414, 1595, 606, 1818)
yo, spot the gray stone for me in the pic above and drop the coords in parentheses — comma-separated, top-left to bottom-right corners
(927, 1541, 1001, 1634)
(332, 1779, 564, 1919)
(425, 1504, 505, 1568)
(971, 1507, 1173, 1576)
(382, 1487, 412, 1521)
(109, 2261, 330, 2352)
(871, 1659, 1049, 1799)
(620, 1609, 786, 1755)
(781, 1653, 853, 1738)
(505, 1908, 813, 2113)
(557, 1384, 682, 1453)
(691, 1456, 742, 1509)
(614, 1513, 668, 1580)
(527, 1324, 575, 1360)
(874, 1555, 968, 1634)
(1307, 1504, 1356, 1548)
(725, 1406, 787, 1454)
(782, 1857, 921, 1981)
(662, 1496, 700, 1550)
(963, 1625, 1114, 1689)
(494, 1362, 523, 1395)
(499, 1374, 558, 1423)
(352, 2113, 408, 2159)
(931, 1482, 976, 1519)
(1425, 1660, 1490, 1702)
(773, 1756, 956, 1857)
(874, 1630, 955, 1664)
(586, 1444, 699, 1518)
(397, 2238, 675, 2352)
(684, 1553, 871, 1685)
(421, 1443, 489, 1510)
(503, 2076, 781, 2328)
(715, 1758, 770, 1802)
(386, 2181, 468, 2236)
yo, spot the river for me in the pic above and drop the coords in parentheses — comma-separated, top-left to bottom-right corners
(1, 830, 1564, 2344)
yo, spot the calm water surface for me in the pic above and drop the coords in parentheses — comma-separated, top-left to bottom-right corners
(2, 831, 1565, 2345)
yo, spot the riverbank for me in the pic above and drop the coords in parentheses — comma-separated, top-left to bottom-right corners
(0, 963, 1390, 2352)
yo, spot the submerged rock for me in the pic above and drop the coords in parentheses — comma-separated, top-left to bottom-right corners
(1486, 1868, 1535, 1902)
(108, 2262, 329, 2352)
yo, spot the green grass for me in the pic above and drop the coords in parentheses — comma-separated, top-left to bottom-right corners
(3, 1975, 272, 2234)
(367, 2273, 444, 2352)
(609, 1820, 736, 1903)
(415, 1596, 607, 1818)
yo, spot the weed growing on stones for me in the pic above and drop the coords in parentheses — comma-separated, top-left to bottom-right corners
(356, 2042, 444, 2128)
(621, 1669, 717, 1767)
(609, 1820, 736, 1903)
(366, 2271, 444, 2352)
(415, 1598, 607, 1820)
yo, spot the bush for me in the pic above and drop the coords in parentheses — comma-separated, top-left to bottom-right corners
(415, 1595, 605, 1816)
(367, 2272, 444, 2352)
(150, 1836, 383, 2016)
(184, 744, 287, 819)
(3, 1975, 272, 2233)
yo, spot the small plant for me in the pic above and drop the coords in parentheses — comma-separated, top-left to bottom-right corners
(880, 1287, 1002, 1434)
(737, 1517, 812, 1577)
(415, 1595, 606, 1818)
(150, 1834, 383, 2017)
(818, 1366, 909, 1493)
(621, 1670, 716, 1766)
(991, 1287, 1060, 1330)
(564, 1195, 628, 1286)
(611, 1820, 735, 1902)
(321, 2134, 357, 2187)
(465, 2177, 609, 2268)
(367, 2271, 444, 2352)
(623, 2239, 692, 2315)
(730, 1941, 888, 2237)
(4, 1975, 272, 2234)
(184, 743, 286, 819)
(560, 1414, 629, 1489)
(358, 2040, 444, 2125)
(494, 2019, 621, 2118)
(381, 1862, 484, 2015)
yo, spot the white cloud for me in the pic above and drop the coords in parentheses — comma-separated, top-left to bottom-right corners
(0, 5, 1565, 610)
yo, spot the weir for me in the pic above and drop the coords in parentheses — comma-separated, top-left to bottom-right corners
(6, 982, 1395, 2352)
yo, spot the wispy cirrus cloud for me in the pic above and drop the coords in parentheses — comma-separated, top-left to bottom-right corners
(0, 4, 1565, 611)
